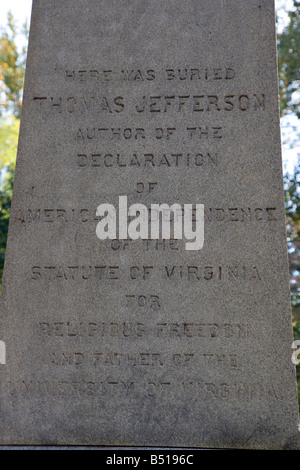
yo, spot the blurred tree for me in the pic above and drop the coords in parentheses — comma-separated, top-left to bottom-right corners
(284, 164, 300, 404)
(278, 1, 300, 403)
(0, 12, 28, 118)
(0, 162, 14, 286)
(0, 12, 27, 289)
(284, 166, 300, 338)
(0, 115, 19, 168)
(277, 0, 300, 118)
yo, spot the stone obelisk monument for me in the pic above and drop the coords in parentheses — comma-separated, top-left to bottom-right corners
(0, 0, 299, 449)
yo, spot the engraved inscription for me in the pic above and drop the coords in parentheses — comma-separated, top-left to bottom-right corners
(49, 350, 239, 370)
(164, 265, 261, 281)
(39, 321, 146, 339)
(6, 378, 282, 401)
(75, 126, 223, 141)
(15, 207, 277, 225)
(30, 264, 261, 281)
(134, 94, 265, 113)
(76, 152, 218, 169)
(61, 66, 236, 83)
(125, 294, 161, 310)
(33, 93, 265, 115)
(38, 321, 248, 340)
(33, 95, 125, 114)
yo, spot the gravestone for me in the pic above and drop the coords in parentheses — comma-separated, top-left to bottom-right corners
(0, 0, 299, 449)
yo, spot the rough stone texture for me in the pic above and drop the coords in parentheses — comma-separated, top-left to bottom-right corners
(0, 0, 299, 449)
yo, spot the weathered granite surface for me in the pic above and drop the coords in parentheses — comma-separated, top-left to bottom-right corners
(0, 0, 299, 449)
